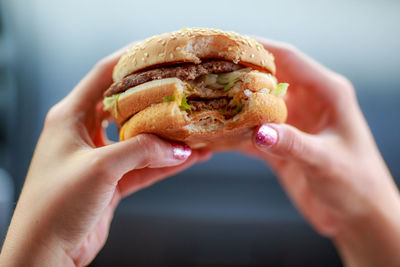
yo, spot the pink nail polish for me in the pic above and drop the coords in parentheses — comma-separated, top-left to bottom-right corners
(256, 125, 278, 148)
(172, 144, 191, 160)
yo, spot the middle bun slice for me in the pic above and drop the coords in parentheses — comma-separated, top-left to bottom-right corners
(104, 68, 287, 149)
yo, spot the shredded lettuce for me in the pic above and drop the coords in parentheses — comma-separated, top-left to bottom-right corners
(163, 95, 175, 102)
(201, 68, 250, 90)
(186, 82, 196, 93)
(103, 93, 121, 118)
(271, 83, 289, 97)
(163, 94, 190, 111)
(180, 94, 191, 110)
(103, 95, 116, 111)
(224, 78, 239, 91)
(217, 70, 245, 84)
(234, 103, 244, 115)
(202, 74, 223, 89)
(114, 94, 120, 118)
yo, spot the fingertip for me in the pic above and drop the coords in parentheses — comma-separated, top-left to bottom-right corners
(197, 149, 213, 162)
(172, 143, 192, 160)
(253, 124, 279, 151)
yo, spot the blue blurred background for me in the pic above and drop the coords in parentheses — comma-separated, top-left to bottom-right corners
(0, 0, 399, 266)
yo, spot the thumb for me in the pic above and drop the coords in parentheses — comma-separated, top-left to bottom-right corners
(253, 123, 325, 167)
(93, 134, 192, 181)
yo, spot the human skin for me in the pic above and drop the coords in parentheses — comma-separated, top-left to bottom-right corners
(246, 38, 400, 267)
(1, 39, 399, 267)
(0, 48, 211, 266)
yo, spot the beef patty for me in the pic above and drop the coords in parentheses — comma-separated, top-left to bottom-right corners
(104, 60, 242, 97)
(188, 98, 230, 112)
(188, 98, 243, 119)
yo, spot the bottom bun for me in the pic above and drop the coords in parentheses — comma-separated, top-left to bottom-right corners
(119, 92, 287, 150)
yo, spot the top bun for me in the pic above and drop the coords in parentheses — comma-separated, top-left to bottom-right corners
(113, 27, 276, 82)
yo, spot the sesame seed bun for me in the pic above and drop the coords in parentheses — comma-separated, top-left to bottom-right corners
(119, 92, 287, 150)
(105, 28, 287, 151)
(111, 71, 278, 125)
(113, 27, 276, 82)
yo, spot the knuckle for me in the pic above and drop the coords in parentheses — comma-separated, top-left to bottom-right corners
(285, 130, 306, 159)
(276, 41, 298, 54)
(333, 74, 356, 96)
(88, 153, 110, 176)
(133, 134, 165, 162)
(279, 43, 300, 65)
(93, 58, 107, 70)
(283, 43, 299, 54)
(44, 103, 64, 128)
(93, 56, 111, 73)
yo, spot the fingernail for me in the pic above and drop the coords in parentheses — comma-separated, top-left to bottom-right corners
(256, 124, 278, 148)
(172, 144, 192, 160)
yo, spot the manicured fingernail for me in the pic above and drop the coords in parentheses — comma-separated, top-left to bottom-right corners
(256, 124, 278, 148)
(172, 144, 192, 160)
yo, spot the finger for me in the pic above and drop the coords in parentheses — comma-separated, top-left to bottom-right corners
(66, 42, 138, 113)
(93, 134, 192, 183)
(66, 50, 122, 113)
(118, 152, 200, 197)
(74, 189, 121, 266)
(254, 37, 351, 103)
(253, 123, 328, 168)
(195, 148, 213, 162)
(254, 37, 334, 83)
(240, 144, 286, 171)
(91, 102, 115, 147)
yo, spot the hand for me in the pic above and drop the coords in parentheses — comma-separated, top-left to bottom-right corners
(0, 48, 211, 266)
(245, 38, 400, 266)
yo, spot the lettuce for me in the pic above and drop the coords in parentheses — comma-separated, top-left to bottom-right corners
(163, 95, 175, 102)
(180, 94, 191, 110)
(103, 93, 120, 118)
(114, 94, 120, 118)
(271, 83, 289, 97)
(201, 68, 251, 91)
(224, 78, 240, 91)
(233, 103, 244, 115)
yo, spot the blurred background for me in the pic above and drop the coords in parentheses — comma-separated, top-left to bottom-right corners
(1, 0, 399, 266)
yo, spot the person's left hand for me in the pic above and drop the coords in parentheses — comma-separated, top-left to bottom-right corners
(0, 48, 211, 266)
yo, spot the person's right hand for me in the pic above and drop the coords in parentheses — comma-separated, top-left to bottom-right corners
(0, 47, 211, 267)
(244, 38, 400, 267)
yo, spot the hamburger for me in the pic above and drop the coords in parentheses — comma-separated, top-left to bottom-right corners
(103, 27, 288, 150)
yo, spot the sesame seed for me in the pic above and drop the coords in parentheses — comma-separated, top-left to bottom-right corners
(161, 40, 166, 45)
(141, 57, 145, 62)
(170, 53, 174, 59)
(144, 52, 149, 57)
(157, 38, 163, 43)
(261, 60, 265, 65)
(159, 53, 165, 57)
(228, 47, 233, 51)
(176, 47, 181, 51)
(251, 54, 255, 58)
(170, 36, 177, 40)
(240, 51, 245, 55)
